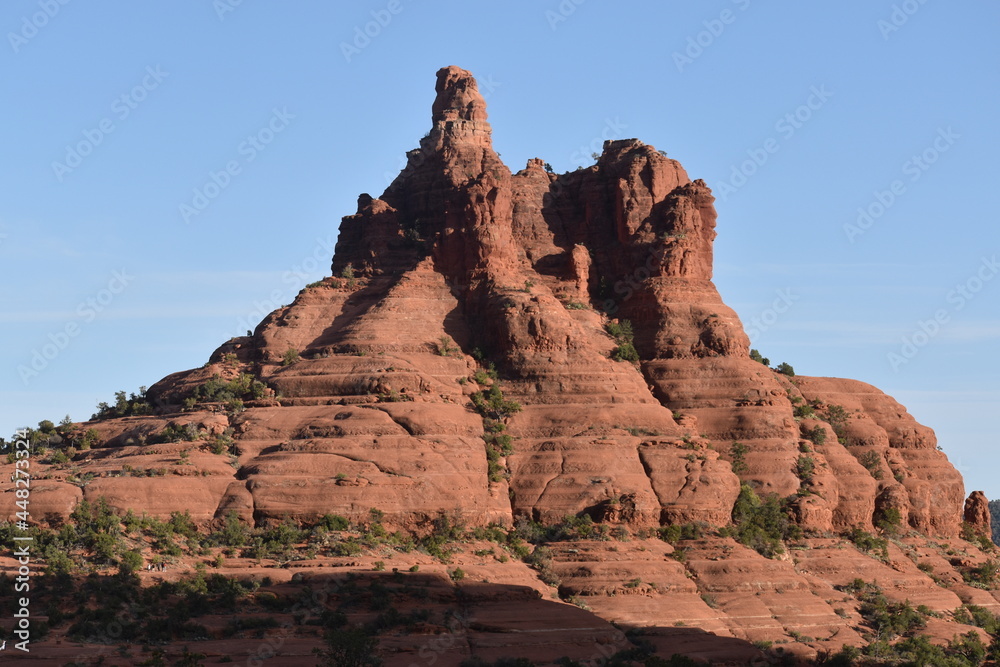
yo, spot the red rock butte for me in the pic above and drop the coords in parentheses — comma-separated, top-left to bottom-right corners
(7, 66, 996, 663)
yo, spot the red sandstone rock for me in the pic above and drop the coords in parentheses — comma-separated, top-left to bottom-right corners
(4, 66, 993, 665)
(965, 490, 992, 537)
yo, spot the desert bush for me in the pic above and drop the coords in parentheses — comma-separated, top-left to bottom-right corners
(857, 450, 884, 479)
(794, 404, 815, 419)
(823, 404, 850, 439)
(657, 522, 703, 545)
(436, 336, 458, 356)
(953, 604, 1000, 634)
(315, 625, 381, 667)
(605, 319, 639, 362)
(962, 559, 999, 589)
(318, 514, 350, 532)
(805, 425, 827, 446)
(211, 511, 251, 548)
(80, 427, 100, 449)
(119, 550, 144, 575)
(731, 485, 801, 558)
(875, 506, 903, 536)
(729, 441, 749, 474)
(92, 387, 152, 420)
(525, 546, 560, 586)
(848, 528, 889, 561)
(471, 384, 521, 421)
(859, 593, 925, 640)
(795, 455, 815, 482)
(612, 341, 640, 362)
(187, 373, 267, 408)
(774, 362, 795, 376)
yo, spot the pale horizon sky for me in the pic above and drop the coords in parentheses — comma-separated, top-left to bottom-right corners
(2, 1, 998, 499)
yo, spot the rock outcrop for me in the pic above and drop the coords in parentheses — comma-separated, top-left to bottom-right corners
(966, 490, 993, 537)
(3, 66, 995, 664)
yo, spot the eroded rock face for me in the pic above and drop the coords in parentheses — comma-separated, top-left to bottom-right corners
(13, 66, 967, 539)
(966, 490, 993, 537)
(2, 65, 989, 662)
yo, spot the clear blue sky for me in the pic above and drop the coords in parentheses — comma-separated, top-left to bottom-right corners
(3, 1, 998, 499)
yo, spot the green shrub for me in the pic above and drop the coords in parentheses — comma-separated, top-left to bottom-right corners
(525, 546, 560, 586)
(436, 336, 458, 356)
(212, 511, 250, 548)
(846, 581, 926, 640)
(210, 432, 234, 455)
(817, 645, 861, 665)
(471, 384, 521, 421)
(848, 528, 889, 562)
(824, 404, 850, 440)
(185, 373, 267, 409)
(80, 428, 100, 449)
(378, 389, 412, 403)
(316, 625, 380, 667)
(330, 538, 363, 557)
(795, 455, 815, 482)
(657, 523, 703, 545)
(605, 320, 639, 361)
(805, 425, 827, 446)
(92, 387, 152, 420)
(961, 521, 978, 542)
(612, 342, 640, 362)
(318, 514, 350, 531)
(962, 559, 999, 589)
(794, 404, 815, 419)
(282, 348, 300, 366)
(605, 320, 634, 342)
(953, 604, 1000, 634)
(119, 550, 144, 575)
(730, 485, 800, 558)
(49, 449, 70, 464)
(875, 507, 903, 536)
(945, 631, 988, 665)
(774, 362, 795, 376)
(749, 349, 770, 366)
(729, 442, 749, 475)
(858, 450, 884, 479)
(148, 423, 194, 445)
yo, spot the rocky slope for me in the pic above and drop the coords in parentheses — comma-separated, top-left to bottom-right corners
(2, 67, 997, 665)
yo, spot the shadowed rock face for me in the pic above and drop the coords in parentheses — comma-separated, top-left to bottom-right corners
(8, 66, 995, 663)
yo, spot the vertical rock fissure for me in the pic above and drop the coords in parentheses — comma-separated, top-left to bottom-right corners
(636, 445, 666, 522)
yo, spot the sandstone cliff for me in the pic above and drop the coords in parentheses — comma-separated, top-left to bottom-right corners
(3, 66, 996, 665)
